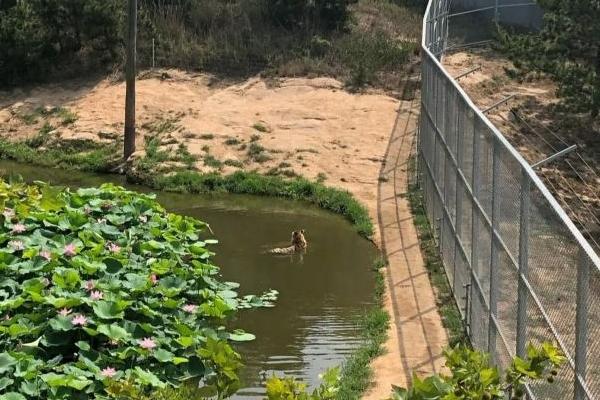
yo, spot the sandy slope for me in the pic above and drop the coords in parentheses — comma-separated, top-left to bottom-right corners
(0, 70, 402, 244)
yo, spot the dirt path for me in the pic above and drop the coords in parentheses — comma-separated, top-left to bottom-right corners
(364, 79, 447, 399)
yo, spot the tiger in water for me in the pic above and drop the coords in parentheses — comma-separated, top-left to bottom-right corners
(268, 229, 307, 255)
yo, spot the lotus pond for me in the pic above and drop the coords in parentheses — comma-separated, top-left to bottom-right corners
(0, 161, 377, 399)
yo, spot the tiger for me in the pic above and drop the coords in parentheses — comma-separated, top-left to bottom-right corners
(268, 229, 307, 255)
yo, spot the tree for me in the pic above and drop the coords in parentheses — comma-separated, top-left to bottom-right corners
(498, 0, 600, 119)
(124, 0, 137, 160)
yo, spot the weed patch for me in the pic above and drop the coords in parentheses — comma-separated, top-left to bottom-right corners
(224, 138, 241, 146)
(252, 122, 269, 133)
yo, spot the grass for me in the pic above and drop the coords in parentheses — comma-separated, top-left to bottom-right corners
(224, 159, 244, 168)
(142, 170, 373, 238)
(203, 154, 223, 169)
(247, 143, 272, 163)
(17, 106, 78, 126)
(336, 257, 389, 399)
(199, 133, 215, 140)
(142, 117, 179, 135)
(407, 159, 468, 346)
(250, 134, 261, 142)
(224, 138, 241, 146)
(252, 122, 268, 133)
(0, 139, 118, 173)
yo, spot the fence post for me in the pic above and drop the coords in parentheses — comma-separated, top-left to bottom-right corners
(516, 169, 530, 357)
(488, 137, 500, 360)
(494, 0, 499, 24)
(469, 116, 481, 339)
(574, 252, 590, 400)
(452, 91, 462, 294)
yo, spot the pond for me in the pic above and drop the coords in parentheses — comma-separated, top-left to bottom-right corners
(0, 160, 378, 398)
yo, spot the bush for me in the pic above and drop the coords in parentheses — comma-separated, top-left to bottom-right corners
(0, 180, 275, 399)
(267, 0, 356, 30)
(264, 343, 564, 400)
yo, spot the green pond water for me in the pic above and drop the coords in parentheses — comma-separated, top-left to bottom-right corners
(0, 161, 377, 398)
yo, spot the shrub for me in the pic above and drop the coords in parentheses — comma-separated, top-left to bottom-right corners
(0, 180, 275, 399)
(267, 0, 356, 30)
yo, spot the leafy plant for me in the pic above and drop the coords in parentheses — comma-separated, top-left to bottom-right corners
(389, 343, 564, 400)
(265, 367, 340, 400)
(0, 180, 275, 399)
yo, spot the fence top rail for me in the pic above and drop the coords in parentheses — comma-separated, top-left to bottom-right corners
(420, 0, 600, 271)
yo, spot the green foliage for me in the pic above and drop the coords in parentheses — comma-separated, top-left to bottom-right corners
(0, 139, 118, 173)
(0, 0, 123, 86)
(389, 343, 564, 400)
(497, 0, 600, 118)
(267, 0, 356, 30)
(266, 367, 341, 400)
(0, 0, 419, 89)
(0, 180, 275, 399)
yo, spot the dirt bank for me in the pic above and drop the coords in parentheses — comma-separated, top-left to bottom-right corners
(0, 70, 405, 244)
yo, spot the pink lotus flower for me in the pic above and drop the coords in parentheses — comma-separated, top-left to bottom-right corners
(2, 208, 14, 219)
(100, 367, 117, 378)
(97, 218, 107, 224)
(90, 290, 103, 300)
(85, 280, 95, 291)
(3, 314, 10, 320)
(83, 206, 92, 215)
(139, 215, 148, 223)
(109, 339, 119, 346)
(138, 337, 157, 350)
(150, 273, 158, 285)
(59, 308, 72, 316)
(63, 243, 77, 257)
(11, 223, 26, 234)
(182, 304, 198, 313)
(8, 240, 24, 251)
(107, 243, 120, 253)
(39, 250, 52, 261)
(72, 314, 87, 326)
(41, 277, 50, 287)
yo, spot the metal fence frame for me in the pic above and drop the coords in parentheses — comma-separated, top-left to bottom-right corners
(417, 1, 600, 399)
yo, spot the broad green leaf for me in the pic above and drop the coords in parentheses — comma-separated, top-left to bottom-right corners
(0, 377, 13, 391)
(0, 392, 26, 400)
(228, 331, 256, 342)
(0, 353, 17, 373)
(153, 349, 174, 363)
(133, 367, 166, 388)
(93, 301, 125, 320)
(49, 317, 73, 331)
(97, 324, 131, 341)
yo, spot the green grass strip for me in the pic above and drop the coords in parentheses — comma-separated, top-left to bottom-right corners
(336, 258, 389, 399)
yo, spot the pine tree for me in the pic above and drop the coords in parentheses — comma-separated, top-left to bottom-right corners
(499, 0, 600, 119)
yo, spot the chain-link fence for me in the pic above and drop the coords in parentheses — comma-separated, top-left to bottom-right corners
(417, 1, 600, 399)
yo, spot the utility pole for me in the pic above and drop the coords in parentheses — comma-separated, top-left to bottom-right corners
(124, 0, 137, 160)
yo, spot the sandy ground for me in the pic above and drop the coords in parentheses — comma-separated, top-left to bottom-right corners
(0, 70, 449, 397)
(0, 70, 401, 244)
(443, 48, 600, 252)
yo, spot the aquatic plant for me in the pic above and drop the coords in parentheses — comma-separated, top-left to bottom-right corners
(0, 179, 275, 399)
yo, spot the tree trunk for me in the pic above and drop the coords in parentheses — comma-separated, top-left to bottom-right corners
(124, 0, 137, 160)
